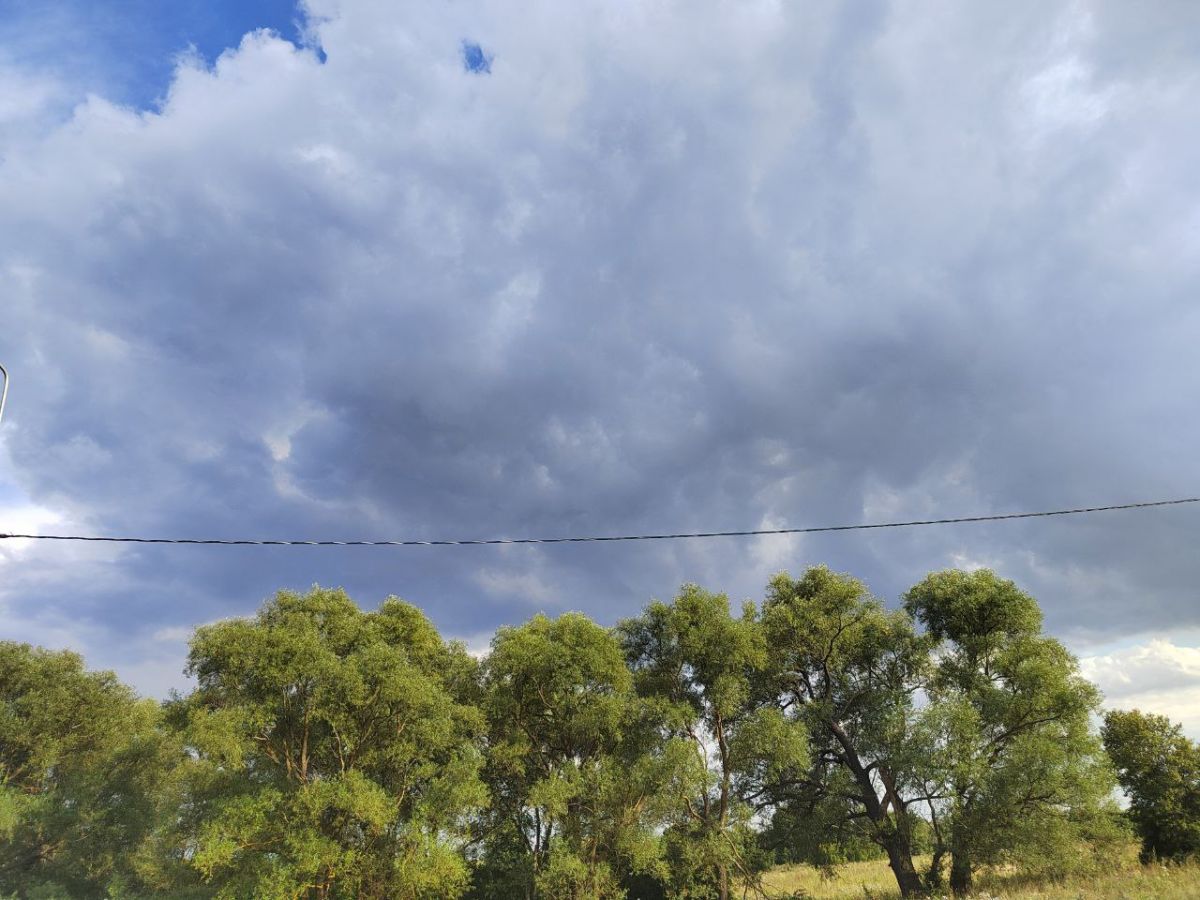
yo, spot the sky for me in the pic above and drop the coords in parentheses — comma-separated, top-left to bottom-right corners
(1, 0, 1199, 729)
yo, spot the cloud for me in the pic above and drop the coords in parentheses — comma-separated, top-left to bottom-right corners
(474, 564, 558, 607)
(0, 0, 1198, 694)
(0, 479, 63, 558)
(1082, 638, 1200, 738)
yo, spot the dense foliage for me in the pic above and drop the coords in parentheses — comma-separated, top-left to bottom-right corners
(620, 586, 808, 900)
(758, 567, 933, 895)
(472, 612, 670, 898)
(166, 588, 487, 899)
(1103, 709, 1200, 862)
(0, 568, 1163, 899)
(903, 570, 1122, 893)
(0, 644, 180, 898)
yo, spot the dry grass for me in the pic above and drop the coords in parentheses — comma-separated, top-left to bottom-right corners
(759, 856, 917, 899)
(757, 848, 1200, 899)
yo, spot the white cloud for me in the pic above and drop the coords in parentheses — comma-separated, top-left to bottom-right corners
(0, 64, 68, 143)
(474, 566, 559, 606)
(1082, 639, 1200, 698)
(0, 500, 62, 556)
(151, 625, 193, 643)
(1081, 638, 1200, 738)
(748, 513, 803, 573)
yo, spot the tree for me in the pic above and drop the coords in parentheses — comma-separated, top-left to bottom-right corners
(620, 585, 807, 900)
(473, 612, 671, 900)
(1103, 708, 1200, 862)
(759, 567, 931, 898)
(905, 570, 1120, 894)
(168, 587, 487, 899)
(0, 642, 181, 898)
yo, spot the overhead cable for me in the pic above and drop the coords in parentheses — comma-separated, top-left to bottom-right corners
(0, 496, 1196, 548)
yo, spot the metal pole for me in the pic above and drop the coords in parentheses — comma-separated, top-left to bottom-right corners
(0, 363, 8, 424)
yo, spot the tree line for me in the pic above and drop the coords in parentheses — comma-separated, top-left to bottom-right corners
(1, 566, 1197, 899)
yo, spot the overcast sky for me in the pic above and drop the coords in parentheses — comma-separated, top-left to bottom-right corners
(1, 0, 1198, 729)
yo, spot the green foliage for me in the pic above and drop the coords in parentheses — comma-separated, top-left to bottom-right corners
(168, 586, 486, 899)
(473, 612, 670, 900)
(1103, 708, 1200, 862)
(904, 569, 1122, 892)
(621, 585, 808, 899)
(0, 642, 181, 898)
(758, 567, 1120, 897)
(760, 567, 930, 897)
(0, 569, 1156, 899)
(761, 804, 882, 869)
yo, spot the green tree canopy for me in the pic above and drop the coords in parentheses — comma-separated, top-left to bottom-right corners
(0, 568, 1144, 899)
(167, 586, 487, 899)
(0, 642, 179, 898)
(621, 585, 808, 900)
(905, 570, 1121, 894)
(760, 567, 931, 897)
(1103, 708, 1200, 862)
(474, 612, 673, 899)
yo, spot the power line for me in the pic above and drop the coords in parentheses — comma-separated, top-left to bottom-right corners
(0, 496, 1196, 548)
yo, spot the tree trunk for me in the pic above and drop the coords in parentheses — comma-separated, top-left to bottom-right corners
(949, 844, 972, 896)
(717, 862, 729, 900)
(828, 723, 924, 897)
(882, 827, 925, 898)
(926, 801, 946, 888)
(926, 843, 946, 888)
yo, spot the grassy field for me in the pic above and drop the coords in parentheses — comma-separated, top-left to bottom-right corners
(758, 849, 1200, 898)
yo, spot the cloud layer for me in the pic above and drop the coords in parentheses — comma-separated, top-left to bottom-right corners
(1, 0, 1199, 695)
(1082, 637, 1200, 737)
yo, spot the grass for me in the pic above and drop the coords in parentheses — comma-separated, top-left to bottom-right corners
(760, 856, 916, 899)
(757, 847, 1200, 898)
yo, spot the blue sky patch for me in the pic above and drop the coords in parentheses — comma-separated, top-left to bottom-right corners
(0, 0, 308, 109)
(461, 41, 492, 74)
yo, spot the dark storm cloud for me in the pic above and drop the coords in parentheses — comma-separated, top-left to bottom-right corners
(1, 0, 1198, 694)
